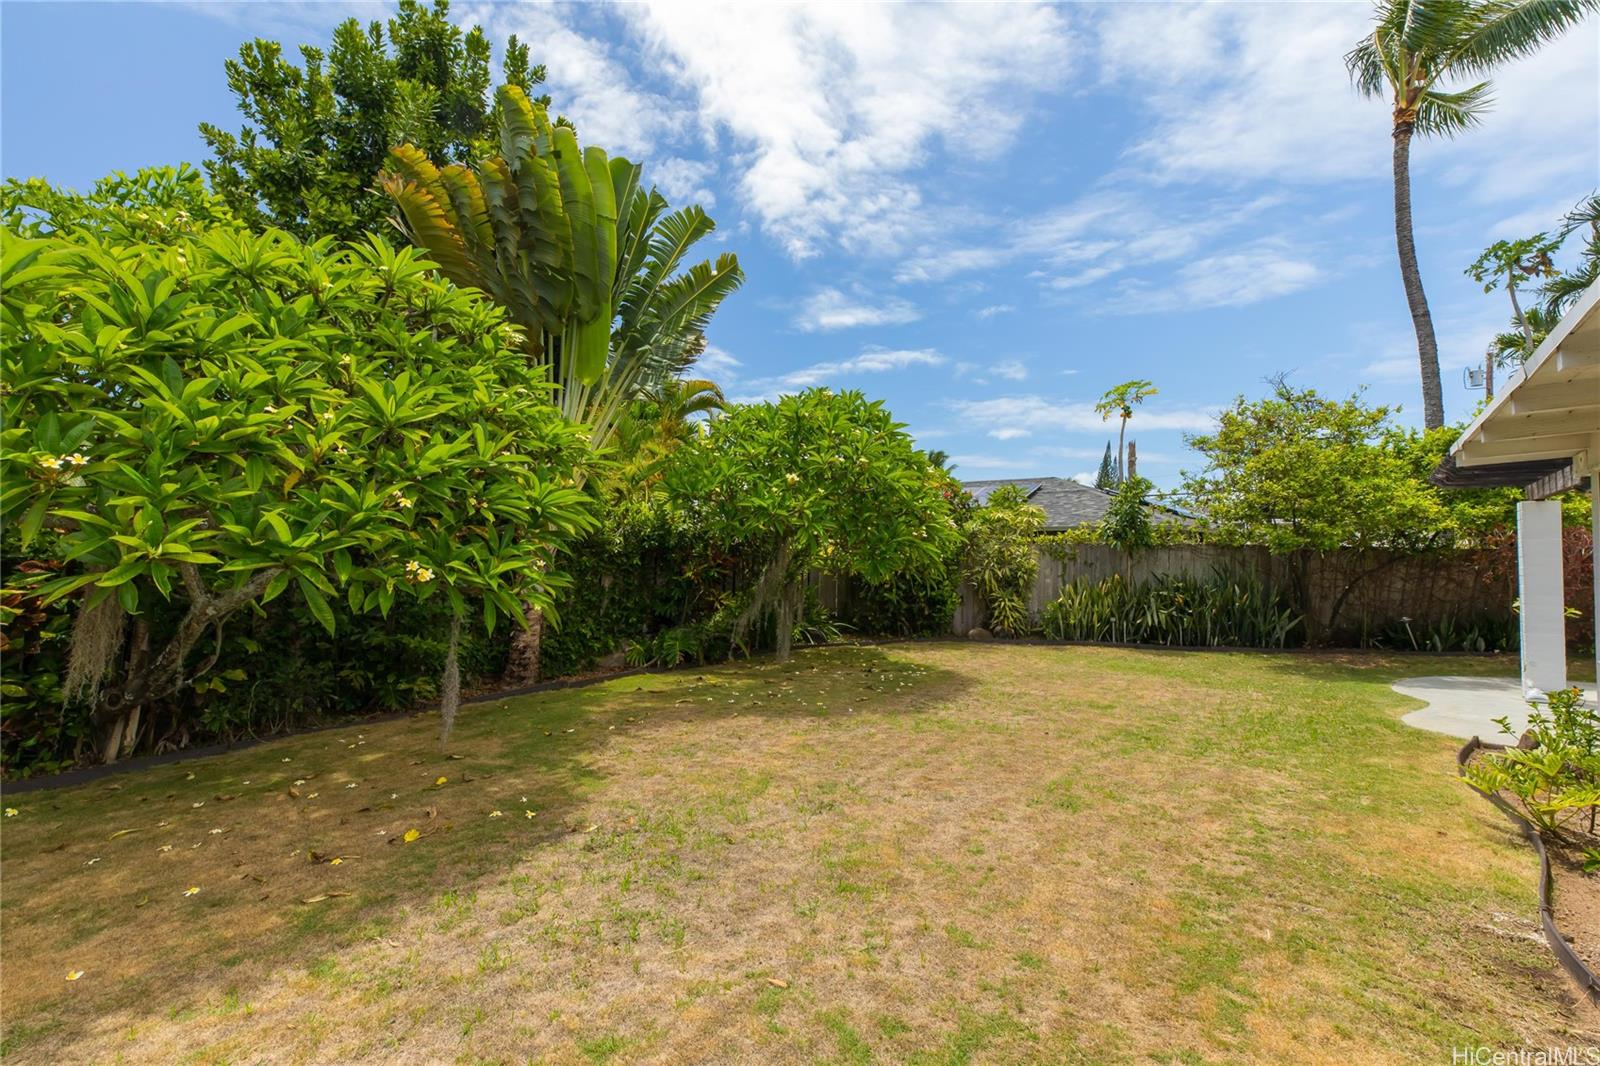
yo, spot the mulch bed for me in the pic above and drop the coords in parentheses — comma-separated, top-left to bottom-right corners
(1459, 738, 1600, 1006)
(1549, 840, 1600, 979)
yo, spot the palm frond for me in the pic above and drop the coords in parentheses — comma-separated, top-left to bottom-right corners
(1413, 81, 1493, 136)
(1446, 0, 1600, 77)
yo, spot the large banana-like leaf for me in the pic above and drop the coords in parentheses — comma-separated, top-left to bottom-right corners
(380, 82, 741, 439)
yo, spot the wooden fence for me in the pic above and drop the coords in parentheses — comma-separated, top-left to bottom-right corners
(820, 543, 1509, 639)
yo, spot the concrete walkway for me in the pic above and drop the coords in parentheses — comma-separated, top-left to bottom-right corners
(1393, 676, 1599, 743)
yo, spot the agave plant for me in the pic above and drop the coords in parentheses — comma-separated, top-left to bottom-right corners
(380, 84, 742, 449)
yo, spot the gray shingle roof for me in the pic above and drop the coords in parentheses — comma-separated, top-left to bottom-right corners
(960, 476, 1182, 532)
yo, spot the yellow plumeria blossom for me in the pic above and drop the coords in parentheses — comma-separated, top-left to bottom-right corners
(524, 810, 537, 819)
(489, 810, 504, 818)
(182, 886, 200, 897)
(4, 807, 17, 817)
(65, 970, 84, 982)
(434, 776, 448, 786)
(403, 828, 420, 843)
(36, 454, 64, 471)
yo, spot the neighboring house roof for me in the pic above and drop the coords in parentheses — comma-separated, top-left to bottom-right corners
(961, 476, 1183, 532)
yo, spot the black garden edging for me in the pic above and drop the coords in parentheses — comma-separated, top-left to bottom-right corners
(1457, 735, 1600, 1006)
(2, 665, 660, 796)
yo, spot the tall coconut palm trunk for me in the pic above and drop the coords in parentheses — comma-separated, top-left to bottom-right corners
(1391, 124, 1444, 429)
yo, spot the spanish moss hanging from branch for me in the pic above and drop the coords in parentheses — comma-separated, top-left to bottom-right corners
(62, 592, 126, 707)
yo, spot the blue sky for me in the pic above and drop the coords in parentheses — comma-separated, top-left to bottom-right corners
(4, 1, 1597, 489)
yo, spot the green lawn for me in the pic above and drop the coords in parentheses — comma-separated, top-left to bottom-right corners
(2, 643, 1595, 1063)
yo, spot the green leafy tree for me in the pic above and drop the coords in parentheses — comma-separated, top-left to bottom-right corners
(1100, 475, 1156, 553)
(1346, 0, 1599, 428)
(1094, 379, 1157, 485)
(1182, 381, 1454, 641)
(665, 389, 959, 661)
(1093, 442, 1116, 491)
(0, 226, 593, 760)
(1476, 192, 1600, 366)
(1, 165, 235, 243)
(199, 0, 545, 242)
(1466, 233, 1561, 359)
(962, 486, 1044, 636)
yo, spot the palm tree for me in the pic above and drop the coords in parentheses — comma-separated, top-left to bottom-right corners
(380, 85, 742, 450)
(1346, 0, 1598, 429)
(1541, 192, 1600, 316)
(611, 377, 727, 494)
(1093, 380, 1157, 485)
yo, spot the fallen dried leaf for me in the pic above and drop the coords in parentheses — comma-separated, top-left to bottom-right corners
(108, 828, 142, 840)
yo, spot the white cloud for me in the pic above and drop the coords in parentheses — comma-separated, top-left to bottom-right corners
(629, 2, 1075, 258)
(648, 157, 717, 207)
(950, 395, 1217, 439)
(467, 2, 687, 158)
(695, 344, 741, 379)
(1071, 471, 1097, 487)
(795, 287, 921, 332)
(740, 346, 947, 397)
(1098, 4, 1386, 185)
(988, 427, 1030, 441)
(1092, 2, 1598, 205)
(1105, 239, 1322, 314)
(899, 189, 1293, 303)
(991, 359, 1028, 381)
(974, 304, 1015, 319)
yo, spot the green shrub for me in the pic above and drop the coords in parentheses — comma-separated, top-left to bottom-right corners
(540, 502, 706, 678)
(1041, 571, 1300, 648)
(1464, 687, 1599, 840)
(963, 486, 1043, 636)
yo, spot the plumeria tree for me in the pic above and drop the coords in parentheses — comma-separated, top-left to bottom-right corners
(665, 389, 959, 661)
(0, 226, 593, 760)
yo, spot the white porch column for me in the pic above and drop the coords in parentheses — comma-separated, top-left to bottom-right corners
(1516, 500, 1567, 698)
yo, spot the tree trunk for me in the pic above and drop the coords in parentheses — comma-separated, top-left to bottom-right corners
(503, 604, 544, 686)
(1116, 418, 1127, 485)
(88, 567, 277, 762)
(1391, 123, 1445, 429)
(774, 579, 806, 663)
(1508, 282, 1535, 357)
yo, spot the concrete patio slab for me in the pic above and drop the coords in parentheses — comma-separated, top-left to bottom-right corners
(1393, 676, 1599, 743)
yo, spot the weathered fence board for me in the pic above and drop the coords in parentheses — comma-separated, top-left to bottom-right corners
(823, 544, 1508, 639)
